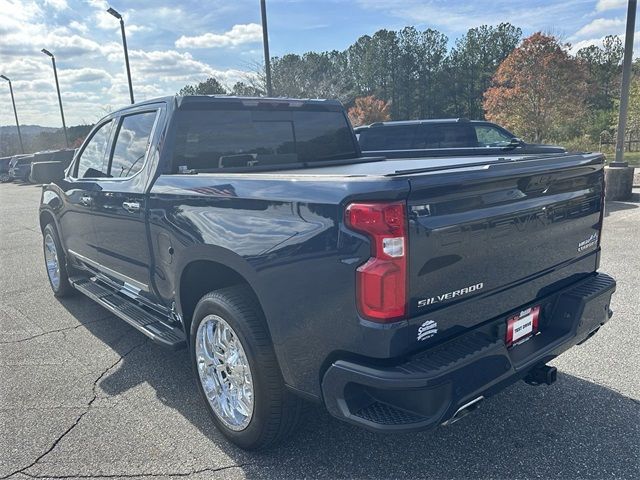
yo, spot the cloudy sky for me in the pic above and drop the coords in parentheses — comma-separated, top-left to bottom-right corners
(0, 0, 635, 127)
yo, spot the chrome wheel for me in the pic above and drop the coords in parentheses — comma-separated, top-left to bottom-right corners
(44, 232, 60, 290)
(195, 315, 254, 431)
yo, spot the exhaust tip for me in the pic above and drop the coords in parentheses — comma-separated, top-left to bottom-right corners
(442, 396, 484, 426)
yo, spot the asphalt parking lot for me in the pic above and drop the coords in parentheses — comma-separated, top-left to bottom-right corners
(1, 181, 638, 480)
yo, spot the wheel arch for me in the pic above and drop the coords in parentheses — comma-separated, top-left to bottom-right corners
(39, 209, 57, 233)
(175, 247, 267, 341)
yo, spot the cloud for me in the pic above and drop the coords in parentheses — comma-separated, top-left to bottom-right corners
(573, 17, 625, 39)
(355, 0, 592, 33)
(43, 0, 68, 10)
(69, 20, 88, 34)
(569, 30, 640, 54)
(175, 23, 262, 49)
(596, 0, 627, 12)
(59, 68, 112, 83)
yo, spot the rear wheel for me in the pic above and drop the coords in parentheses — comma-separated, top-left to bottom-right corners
(42, 223, 73, 297)
(190, 286, 305, 449)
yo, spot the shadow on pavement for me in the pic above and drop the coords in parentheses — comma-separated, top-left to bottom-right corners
(605, 193, 640, 217)
(58, 297, 639, 480)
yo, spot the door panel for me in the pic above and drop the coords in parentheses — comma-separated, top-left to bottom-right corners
(92, 109, 159, 292)
(60, 120, 114, 262)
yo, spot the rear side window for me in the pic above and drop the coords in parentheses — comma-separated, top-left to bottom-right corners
(358, 126, 417, 151)
(76, 120, 113, 178)
(414, 124, 478, 149)
(171, 109, 357, 171)
(110, 111, 158, 178)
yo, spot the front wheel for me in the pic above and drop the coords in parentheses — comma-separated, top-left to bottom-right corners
(42, 223, 74, 297)
(190, 286, 305, 449)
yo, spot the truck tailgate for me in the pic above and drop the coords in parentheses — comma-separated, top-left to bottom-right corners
(405, 154, 604, 322)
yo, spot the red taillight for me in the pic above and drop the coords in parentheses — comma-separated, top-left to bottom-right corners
(345, 202, 407, 322)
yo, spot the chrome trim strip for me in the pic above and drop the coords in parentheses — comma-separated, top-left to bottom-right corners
(67, 249, 149, 292)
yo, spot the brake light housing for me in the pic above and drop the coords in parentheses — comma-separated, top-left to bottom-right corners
(345, 201, 408, 322)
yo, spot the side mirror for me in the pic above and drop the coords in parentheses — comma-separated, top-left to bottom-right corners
(508, 137, 524, 148)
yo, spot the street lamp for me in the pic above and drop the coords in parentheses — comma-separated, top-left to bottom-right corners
(0, 74, 24, 153)
(107, 6, 135, 104)
(41, 48, 69, 148)
(260, 0, 273, 96)
(613, 0, 637, 166)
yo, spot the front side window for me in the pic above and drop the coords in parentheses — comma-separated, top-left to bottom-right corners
(475, 125, 513, 147)
(76, 120, 112, 178)
(110, 111, 158, 178)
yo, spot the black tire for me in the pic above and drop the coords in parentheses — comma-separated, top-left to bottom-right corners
(42, 223, 74, 297)
(190, 285, 305, 449)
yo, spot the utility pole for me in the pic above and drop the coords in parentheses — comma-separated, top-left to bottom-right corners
(107, 6, 135, 104)
(41, 49, 69, 148)
(260, 0, 273, 96)
(0, 75, 25, 153)
(613, 0, 637, 166)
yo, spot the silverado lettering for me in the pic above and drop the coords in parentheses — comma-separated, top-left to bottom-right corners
(417, 282, 484, 307)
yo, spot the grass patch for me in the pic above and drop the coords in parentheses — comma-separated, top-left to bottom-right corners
(598, 150, 640, 166)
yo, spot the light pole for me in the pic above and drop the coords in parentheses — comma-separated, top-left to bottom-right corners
(107, 6, 135, 104)
(260, 0, 273, 96)
(41, 48, 69, 148)
(0, 75, 24, 153)
(613, 0, 637, 166)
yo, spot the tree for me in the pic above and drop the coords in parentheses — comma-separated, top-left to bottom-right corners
(446, 23, 522, 118)
(230, 81, 264, 97)
(611, 76, 640, 147)
(576, 35, 623, 140)
(178, 77, 226, 95)
(347, 96, 391, 126)
(577, 35, 623, 110)
(483, 33, 588, 143)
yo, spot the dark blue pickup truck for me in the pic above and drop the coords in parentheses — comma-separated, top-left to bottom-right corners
(39, 96, 616, 449)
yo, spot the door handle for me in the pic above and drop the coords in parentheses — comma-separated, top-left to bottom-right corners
(80, 195, 92, 206)
(122, 201, 141, 213)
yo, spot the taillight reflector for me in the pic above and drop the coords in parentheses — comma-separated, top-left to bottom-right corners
(345, 202, 407, 322)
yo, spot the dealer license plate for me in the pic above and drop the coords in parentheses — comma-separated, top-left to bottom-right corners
(506, 306, 540, 347)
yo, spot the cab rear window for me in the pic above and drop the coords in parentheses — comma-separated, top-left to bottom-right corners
(170, 109, 358, 171)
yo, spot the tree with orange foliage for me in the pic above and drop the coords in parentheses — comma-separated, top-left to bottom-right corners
(348, 96, 391, 127)
(483, 33, 588, 143)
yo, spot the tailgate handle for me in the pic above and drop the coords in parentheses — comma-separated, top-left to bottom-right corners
(122, 201, 140, 213)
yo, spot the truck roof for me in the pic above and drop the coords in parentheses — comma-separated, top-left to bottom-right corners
(111, 95, 343, 115)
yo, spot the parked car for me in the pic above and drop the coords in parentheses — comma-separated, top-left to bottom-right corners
(8, 154, 34, 182)
(30, 149, 76, 184)
(354, 119, 566, 159)
(40, 96, 615, 449)
(0, 156, 12, 182)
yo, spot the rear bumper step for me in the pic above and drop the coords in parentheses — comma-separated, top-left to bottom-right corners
(321, 272, 616, 433)
(71, 277, 186, 350)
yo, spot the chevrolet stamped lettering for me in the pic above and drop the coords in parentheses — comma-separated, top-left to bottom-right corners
(435, 197, 598, 248)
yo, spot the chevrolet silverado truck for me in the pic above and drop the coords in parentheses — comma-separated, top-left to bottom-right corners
(39, 96, 616, 449)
